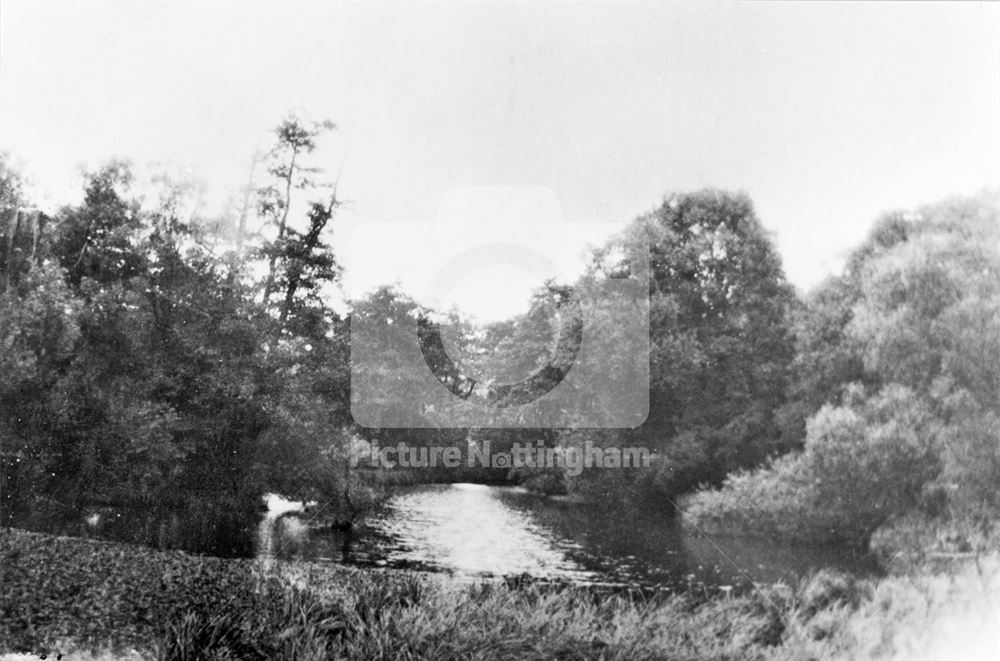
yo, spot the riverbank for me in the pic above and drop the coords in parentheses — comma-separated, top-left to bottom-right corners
(2, 528, 998, 660)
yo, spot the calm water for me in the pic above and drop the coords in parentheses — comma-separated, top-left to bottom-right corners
(259, 483, 879, 592)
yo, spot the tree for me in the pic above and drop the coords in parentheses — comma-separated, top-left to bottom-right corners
(255, 115, 338, 310)
(0, 161, 279, 554)
(846, 192, 1000, 515)
(567, 190, 797, 506)
(52, 161, 145, 287)
(685, 191, 1000, 546)
(0, 117, 374, 550)
(246, 115, 377, 521)
(0, 153, 37, 291)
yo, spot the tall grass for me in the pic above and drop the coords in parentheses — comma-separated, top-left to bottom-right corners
(4, 528, 1000, 660)
(157, 567, 789, 661)
(164, 559, 1000, 660)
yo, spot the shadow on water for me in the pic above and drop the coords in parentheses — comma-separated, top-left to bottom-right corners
(11, 502, 259, 558)
(260, 484, 881, 593)
(494, 487, 881, 592)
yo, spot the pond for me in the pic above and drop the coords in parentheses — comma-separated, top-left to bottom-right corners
(259, 483, 880, 593)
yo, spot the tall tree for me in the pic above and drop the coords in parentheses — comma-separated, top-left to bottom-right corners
(256, 116, 337, 307)
(569, 190, 797, 506)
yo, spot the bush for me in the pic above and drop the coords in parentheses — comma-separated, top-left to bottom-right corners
(684, 386, 941, 547)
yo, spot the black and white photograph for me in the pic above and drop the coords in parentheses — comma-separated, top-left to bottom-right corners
(1, 1, 999, 659)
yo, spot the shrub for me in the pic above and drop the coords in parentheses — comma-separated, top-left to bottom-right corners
(684, 386, 941, 547)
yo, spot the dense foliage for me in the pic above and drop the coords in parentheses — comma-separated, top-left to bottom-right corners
(409, 191, 798, 505)
(685, 192, 1000, 548)
(2, 125, 998, 562)
(566, 191, 797, 505)
(0, 120, 365, 554)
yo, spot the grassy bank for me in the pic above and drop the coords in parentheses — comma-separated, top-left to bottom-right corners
(2, 528, 999, 660)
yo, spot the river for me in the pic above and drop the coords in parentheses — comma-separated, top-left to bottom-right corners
(258, 483, 879, 592)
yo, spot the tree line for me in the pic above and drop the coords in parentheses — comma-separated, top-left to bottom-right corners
(0, 118, 360, 555)
(1, 115, 997, 557)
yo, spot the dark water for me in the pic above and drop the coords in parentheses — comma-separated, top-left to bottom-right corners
(12, 498, 259, 558)
(260, 483, 879, 592)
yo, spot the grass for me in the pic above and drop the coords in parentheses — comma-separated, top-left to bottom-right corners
(2, 527, 999, 660)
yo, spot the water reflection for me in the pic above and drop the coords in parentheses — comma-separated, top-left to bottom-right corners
(493, 487, 880, 591)
(365, 484, 596, 582)
(260, 484, 880, 592)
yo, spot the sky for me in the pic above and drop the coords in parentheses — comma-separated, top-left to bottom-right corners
(1, 1, 998, 321)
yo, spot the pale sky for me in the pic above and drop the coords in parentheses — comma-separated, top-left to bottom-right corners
(1, 1, 998, 321)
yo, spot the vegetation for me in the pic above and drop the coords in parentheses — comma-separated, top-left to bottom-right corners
(559, 191, 798, 506)
(2, 113, 1000, 657)
(5, 527, 999, 660)
(684, 192, 1000, 555)
(0, 121, 374, 555)
(350, 190, 801, 508)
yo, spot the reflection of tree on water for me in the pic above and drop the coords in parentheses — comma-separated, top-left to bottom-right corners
(493, 489, 697, 588)
(496, 488, 882, 591)
(258, 492, 370, 565)
(334, 525, 356, 564)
